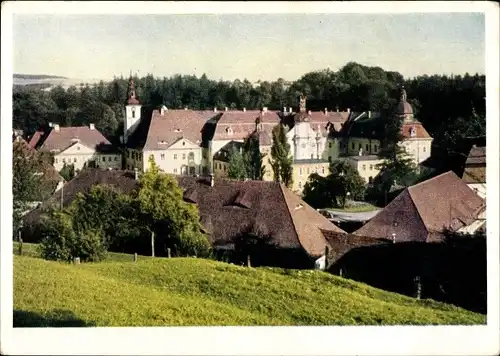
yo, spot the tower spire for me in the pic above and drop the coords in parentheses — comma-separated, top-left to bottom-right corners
(400, 85, 407, 102)
(127, 75, 140, 105)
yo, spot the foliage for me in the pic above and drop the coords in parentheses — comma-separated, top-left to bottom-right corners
(14, 255, 485, 326)
(69, 185, 144, 251)
(12, 141, 44, 234)
(302, 160, 365, 209)
(137, 156, 211, 257)
(38, 209, 107, 262)
(270, 124, 293, 187)
(227, 147, 247, 180)
(243, 136, 266, 180)
(59, 163, 76, 182)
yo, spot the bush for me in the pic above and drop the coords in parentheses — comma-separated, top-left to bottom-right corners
(39, 210, 107, 262)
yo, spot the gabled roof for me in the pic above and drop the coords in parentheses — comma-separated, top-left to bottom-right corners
(33, 126, 113, 153)
(354, 171, 485, 242)
(142, 109, 207, 150)
(213, 110, 280, 141)
(177, 176, 345, 258)
(293, 111, 351, 135)
(213, 141, 244, 163)
(401, 122, 432, 139)
(462, 146, 486, 184)
(465, 145, 486, 166)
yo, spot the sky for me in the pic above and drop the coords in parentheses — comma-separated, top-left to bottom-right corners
(13, 13, 485, 82)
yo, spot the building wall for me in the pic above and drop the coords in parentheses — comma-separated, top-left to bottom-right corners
(125, 148, 143, 171)
(399, 138, 432, 164)
(292, 162, 330, 193)
(345, 157, 385, 184)
(325, 137, 341, 162)
(287, 122, 327, 161)
(143, 147, 203, 175)
(346, 137, 381, 156)
(53, 146, 121, 171)
(467, 183, 487, 199)
(260, 145, 273, 181)
(124, 104, 142, 142)
(213, 160, 230, 178)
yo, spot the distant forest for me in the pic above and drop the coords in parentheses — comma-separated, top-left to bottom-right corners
(14, 74, 68, 80)
(12, 62, 486, 174)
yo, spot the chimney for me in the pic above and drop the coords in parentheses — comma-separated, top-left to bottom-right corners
(49, 122, 53, 128)
(283, 106, 287, 113)
(368, 111, 371, 119)
(336, 106, 339, 112)
(184, 107, 188, 111)
(324, 108, 328, 115)
(134, 168, 139, 180)
(214, 107, 217, 112)
(89, 123, 95, 130)
(225, 107, 228, 112)
(347, 108, 351, 113)
(289, 107, 293, 113)
(262, 107, 268, 113)
(54, 124, 60, 132)
(209, 173, 215, 187)
(392, 233, 396, 243)
(243, 107, 246, 112)
(308, 110, 312, 115)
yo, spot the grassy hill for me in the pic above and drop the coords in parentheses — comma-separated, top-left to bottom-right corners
(13, 247, 485, 327)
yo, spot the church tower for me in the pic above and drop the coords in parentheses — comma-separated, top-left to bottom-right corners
(123, 75, 142, 144)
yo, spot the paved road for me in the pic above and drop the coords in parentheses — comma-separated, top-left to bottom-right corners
(324, 209, 381, 222)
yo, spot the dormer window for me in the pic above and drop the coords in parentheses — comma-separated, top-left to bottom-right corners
(410, 126, 416, 137)
(158, 140, 167, 145)
(175, 128, 182, 133)
(226, 127, 233, 135)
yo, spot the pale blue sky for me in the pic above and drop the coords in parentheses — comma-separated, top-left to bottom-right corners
(13, 13, 485, 81)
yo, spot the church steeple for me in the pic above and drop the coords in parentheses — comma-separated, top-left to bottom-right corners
(127, 75, 140, 105)
(400, 86, 407, 103)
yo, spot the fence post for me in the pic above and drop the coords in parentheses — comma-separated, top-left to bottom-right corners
(324, 245, 329, 271)
(18, 238, 23, 256)
(167, 248, 171, 258)
(133, 253, 137, 263)
(415, 275, 422, 299)
(339, 268, 343, 277)
(73, 257, 80, 265)
(247, 254, 251, 268)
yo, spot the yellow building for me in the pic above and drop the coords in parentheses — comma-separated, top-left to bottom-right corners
(345, 155, 385, 184)
(212, 141, 243, 178)
(292, 159, 330, 193)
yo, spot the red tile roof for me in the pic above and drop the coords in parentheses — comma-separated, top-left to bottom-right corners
(322, 230, 389, 264)
(401, 122, 432, 139)
(354, 171, 485, 242)
(143, 110, 208, 150)
(213, 110, 280, 141)
(465, 146, 486, 166)
(35, 126, 113, 153)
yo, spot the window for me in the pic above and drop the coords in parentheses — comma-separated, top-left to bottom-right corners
(352, 142, 355, 149)
(161, 154, 165, 160)
(114, 156, 118, 161)
(368, 176, 373, 184)
(423, 147, 426, 152)
(55, 158, 59, 164)
(311, 154, 314, 159)
(307, 168, 310, 174)
(329, 142, 332, 148)
(132, 108, 136, 119)
(328, 156, 332, 162)
(174, 154, 178, 160)
(149, 154, 154, 161)
(298, 181, 302, 188)
(358, 143, 362, 150)
(182, 141, 186, 146)
(62, 158, 66, 163)
(370, 164, 373, 170)
(223, 165, 227, 172)
(366, 144, 369, 152)
(77, 146, 80, 151)
(299, 168, 303, 175)
(362, 164, 366, 171)
(322, 167, 325, 174)
(73, 158, 77, 163)
(374, 145, 378, 152)
(182, 153, 186, 160)
(188, 152, 195, 160)
(173, 168, 178, 173)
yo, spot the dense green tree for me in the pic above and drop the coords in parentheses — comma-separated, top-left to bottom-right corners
(269, 124, 293, 187)
(227, 147, 247, 180)
(59, 163, 76, 182)
(243, 136, 266, 180)
(137, 156, 211, 257)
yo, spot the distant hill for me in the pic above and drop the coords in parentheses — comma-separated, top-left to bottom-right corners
(14, 74, 68, 80)
(14, 245, 485, 327)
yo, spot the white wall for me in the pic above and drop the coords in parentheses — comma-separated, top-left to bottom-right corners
(345, 157, 384, 184)
(287, 122, 326, 160)
(143, 139, 203, 175)
(467, 183, 487, 199)
(53, 142, 121, 171)
(399, 138, 432, 164)
(124, 104, 142, 142)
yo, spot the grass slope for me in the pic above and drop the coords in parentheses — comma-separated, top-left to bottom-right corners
(14, 253, 485, 327)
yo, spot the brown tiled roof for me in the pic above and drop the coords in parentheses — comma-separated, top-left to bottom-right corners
(28, 130, 45, 148)
(463, 167, 486, 184)
(465, 146, 486, 166)
(354, 171, 485, 242)
(250, 130, 273, 146)
(35, 126, 113, 153)
(213, 111, 280, 141)
(321, 230, 389, 264)
(294, 111, 350, 133)
(143, 110, 207, 150)
(176, 177, 345, 258)
(401, 122, 432, 139)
